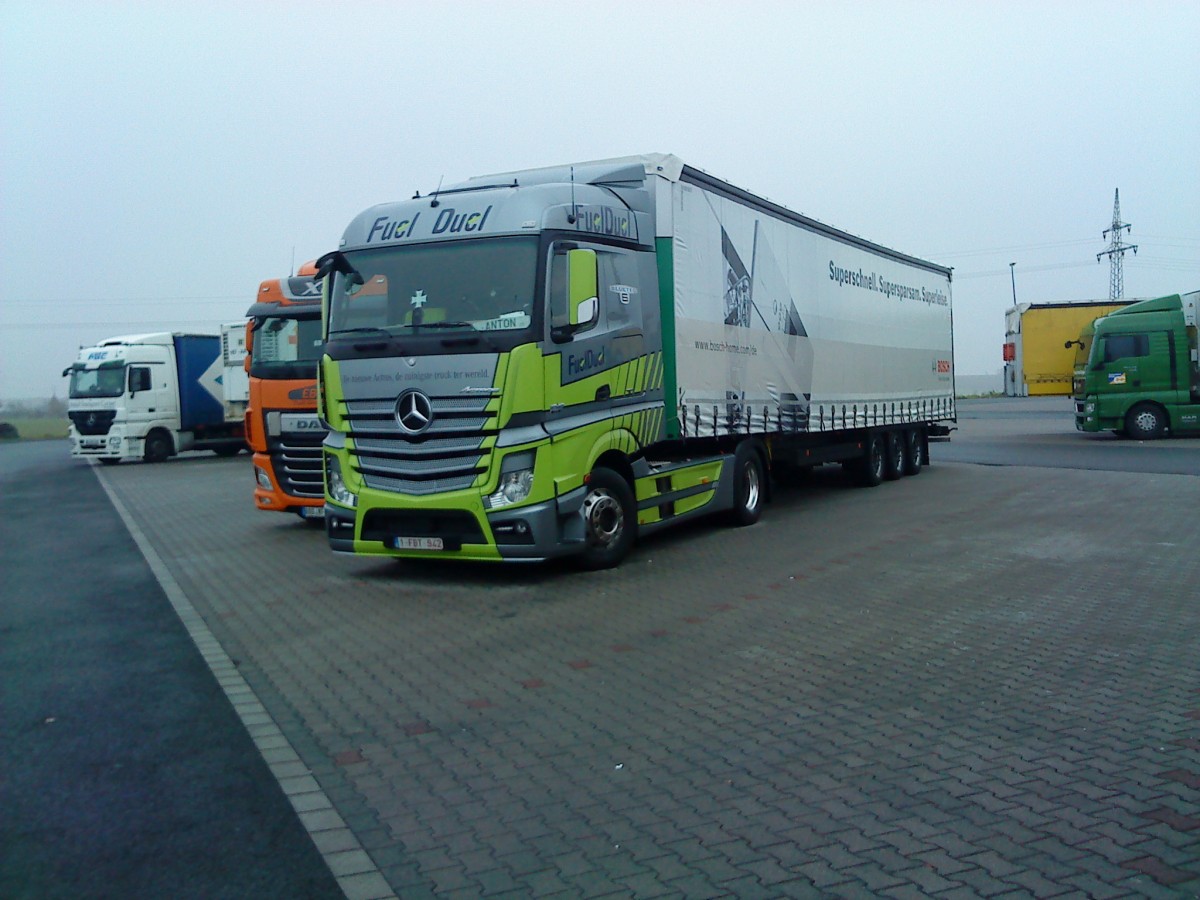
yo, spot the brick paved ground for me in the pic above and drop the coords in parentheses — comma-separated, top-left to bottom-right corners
(98, 453, 1200, 898)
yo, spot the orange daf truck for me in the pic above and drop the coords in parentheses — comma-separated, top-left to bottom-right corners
(244, 263, 326, 521)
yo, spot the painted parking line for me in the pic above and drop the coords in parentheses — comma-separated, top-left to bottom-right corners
(94, 465, 397, 900)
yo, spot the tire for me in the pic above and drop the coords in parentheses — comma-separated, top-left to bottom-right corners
(143, 431, 172, 463)
(576, 467, 636, 570)
(903, 429, 923, 476)
(884, 431, 906, 480)
(212, 444, 243, 457)
(1125, 403, 1167, 440)
(855, 434, 885, 487)
(727, 443, 764, 527)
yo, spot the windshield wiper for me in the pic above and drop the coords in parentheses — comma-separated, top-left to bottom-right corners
(328, 326, 393, 338)
(410, 321, 475, 329)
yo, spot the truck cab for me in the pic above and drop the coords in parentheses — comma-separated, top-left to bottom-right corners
(64, 331, 247, 463)
(1072, 291, 1200, 438)
(66, 336, 179, 462)
(245, 264, 326, 519)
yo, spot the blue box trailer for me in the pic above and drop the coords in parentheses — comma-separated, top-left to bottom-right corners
(173, 334, 227, 432)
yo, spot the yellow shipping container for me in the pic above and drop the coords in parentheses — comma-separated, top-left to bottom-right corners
(1004, 302, 1131, 396)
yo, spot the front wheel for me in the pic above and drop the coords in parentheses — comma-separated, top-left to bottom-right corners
(143, 431, 172, 463)
(576, 468, 636, 570)
(727, 444, 764, 526)
(1125, 403, 1167, 440)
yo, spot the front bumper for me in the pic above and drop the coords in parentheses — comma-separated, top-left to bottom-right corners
(71, 430, 134, 460)
(326, 484, 589, 562)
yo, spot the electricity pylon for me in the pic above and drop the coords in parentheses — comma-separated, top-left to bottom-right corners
(1097, 188, 1137, 300)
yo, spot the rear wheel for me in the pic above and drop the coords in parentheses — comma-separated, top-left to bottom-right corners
(143, 431, 172, 463)
(1125, 403, 1166, 440)
(854, 434, 885, 487)
(904, 429, 923, 476)
(727, 444, 764, 526)
(884, 431, 906, 480)
(576, 468, 636, 570)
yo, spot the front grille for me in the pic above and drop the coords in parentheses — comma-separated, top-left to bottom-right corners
(269, 431, 324, 498)
(343, 393, 495, 495)
(69, 409, 116, 435)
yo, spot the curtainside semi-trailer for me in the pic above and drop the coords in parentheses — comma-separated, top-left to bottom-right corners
(316, 154, 955, 568)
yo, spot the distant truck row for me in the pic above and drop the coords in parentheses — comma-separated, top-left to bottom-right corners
(59, 152, 1198, 569)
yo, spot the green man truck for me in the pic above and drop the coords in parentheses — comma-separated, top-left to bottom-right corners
(316, 154, 955, 568)
(1072, 290, 1200, 438)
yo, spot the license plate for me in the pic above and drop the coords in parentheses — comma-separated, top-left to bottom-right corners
(393, 536, 444, 551)
(300, 506, 325, 519)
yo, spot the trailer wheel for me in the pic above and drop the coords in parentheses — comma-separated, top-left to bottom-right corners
(1125, 403, 1167, 440)
(727, 444, 764, 527)
(855, 435, 886, 487)
(144, 430, 173, 464)
(903, 429, 923, 476)
(884, 431, 906, 480)
(576, 467, 636, 570)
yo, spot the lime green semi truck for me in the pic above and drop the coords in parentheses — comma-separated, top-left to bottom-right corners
(1072, 290, 1200, 439)
(316, 154, 955, 568)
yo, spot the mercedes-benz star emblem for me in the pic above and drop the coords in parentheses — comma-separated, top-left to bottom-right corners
(394, 390, 433, 435)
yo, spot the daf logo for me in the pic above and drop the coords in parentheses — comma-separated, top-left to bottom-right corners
(394, 389, 433, 435)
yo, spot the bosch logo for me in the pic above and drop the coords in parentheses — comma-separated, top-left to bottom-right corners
(394, 390, 433, 435)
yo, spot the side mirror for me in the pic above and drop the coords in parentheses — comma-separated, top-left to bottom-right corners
(568, 248, 599, 328)
(314, 250, 363, 285)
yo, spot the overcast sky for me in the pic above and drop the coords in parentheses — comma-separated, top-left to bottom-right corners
(3, 0, 1198, 401)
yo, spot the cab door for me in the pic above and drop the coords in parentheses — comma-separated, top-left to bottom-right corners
(545, 242, 646, 413)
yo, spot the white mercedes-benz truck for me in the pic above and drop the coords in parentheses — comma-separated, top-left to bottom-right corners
(65, 328, 248, 464)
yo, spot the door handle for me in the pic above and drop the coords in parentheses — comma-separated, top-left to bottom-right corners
(595, 385, 611, 401)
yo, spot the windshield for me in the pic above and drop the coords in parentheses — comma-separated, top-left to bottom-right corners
(1073, 328, 1093, 370)
(252, 316, 323, 366)
(69, 363, 126, 398)
(327, 237, 538, 337)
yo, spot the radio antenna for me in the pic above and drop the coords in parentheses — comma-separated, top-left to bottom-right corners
(567, 166, 577, 224)
(430, 175, 444, 208)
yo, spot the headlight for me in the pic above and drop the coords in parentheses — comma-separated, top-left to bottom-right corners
(325, 454, 357, 508)
(255, 466, 273, 489)
(486, 451, 535, 508)
(1085, 401, 1096, 413)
